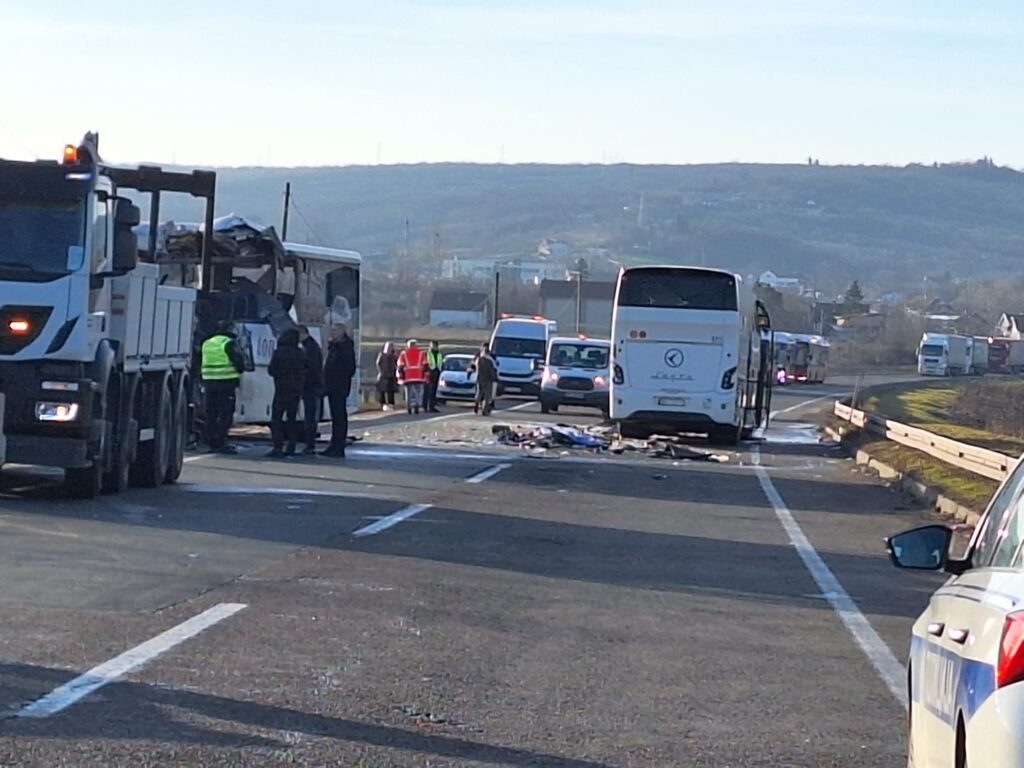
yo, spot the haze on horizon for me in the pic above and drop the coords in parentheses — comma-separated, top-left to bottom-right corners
(2, 0, 1021, 169)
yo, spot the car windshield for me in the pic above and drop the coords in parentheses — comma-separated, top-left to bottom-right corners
(0, 197, 85, 276)
(443, 357, 471, 372)
(548, 343, 609, 369)
(492, 337, 546, 359)
(920, 344, 945, 356)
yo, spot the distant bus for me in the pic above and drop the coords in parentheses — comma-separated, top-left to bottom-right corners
(775, 332, 829, 384)
(609, 266, 773, 444)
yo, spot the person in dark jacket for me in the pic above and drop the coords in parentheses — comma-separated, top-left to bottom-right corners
(322, 323, 357, 457)
(267, 328, 306, 457)
(469, 342, 499, 416)
(376, 341, 398, 410)
(298, 325, 324, 455)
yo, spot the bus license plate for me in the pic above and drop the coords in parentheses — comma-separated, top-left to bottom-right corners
(658, 397, 688, 407)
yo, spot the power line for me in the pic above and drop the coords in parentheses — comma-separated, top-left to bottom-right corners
(287, 194, 326, 245)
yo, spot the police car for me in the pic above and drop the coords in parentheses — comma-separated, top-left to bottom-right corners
(435, 353, 476, 404)
(539, 336, 610, 417)
(887, 456, 1024, 767)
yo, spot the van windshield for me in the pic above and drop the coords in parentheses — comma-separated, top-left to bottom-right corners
(492, 337, 546, 359)
(548, 343, 609, 369)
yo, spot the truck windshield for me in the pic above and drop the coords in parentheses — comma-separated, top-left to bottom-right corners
(0, 198, 85, 277)
(492, 337, 546, 359)
(920, 344, 945, 357)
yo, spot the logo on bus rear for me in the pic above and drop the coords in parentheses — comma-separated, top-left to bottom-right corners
(664, 349, 684, 368)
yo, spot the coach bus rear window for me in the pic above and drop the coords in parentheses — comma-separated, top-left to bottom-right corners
(618, 269, 737, 310)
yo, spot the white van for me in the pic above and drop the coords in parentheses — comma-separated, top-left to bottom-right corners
(489, 316, 557, 397)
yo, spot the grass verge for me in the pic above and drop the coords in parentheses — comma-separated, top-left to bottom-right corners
(842, 428, 998, 511)
(861, 381, 1024, 455)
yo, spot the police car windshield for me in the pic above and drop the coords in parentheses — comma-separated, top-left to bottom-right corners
(492, 337, 546, 359)
(443, 357, 471, 372)
(549, 343, 609, 369)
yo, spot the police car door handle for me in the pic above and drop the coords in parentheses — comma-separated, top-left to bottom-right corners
(948, 628, 970, 645)
(926, 622, 945, 637)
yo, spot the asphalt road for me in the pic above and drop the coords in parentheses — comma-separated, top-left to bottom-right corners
(0, 378, 945, 766)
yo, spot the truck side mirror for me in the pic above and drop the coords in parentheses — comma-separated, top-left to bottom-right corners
(112, 199, 140, 274)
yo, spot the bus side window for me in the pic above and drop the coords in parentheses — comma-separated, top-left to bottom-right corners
(326, 266, 360, 310)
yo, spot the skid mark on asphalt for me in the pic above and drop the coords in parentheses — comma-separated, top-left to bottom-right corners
(752, 447, 908, 709)
(17, 603, 246, 718)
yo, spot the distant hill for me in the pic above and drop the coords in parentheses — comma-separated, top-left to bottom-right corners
(154, 160, 1024, 295)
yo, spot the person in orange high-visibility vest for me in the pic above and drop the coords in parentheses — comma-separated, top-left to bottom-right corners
(397, 339, 427, 415)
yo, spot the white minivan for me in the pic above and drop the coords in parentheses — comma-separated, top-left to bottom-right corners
(489, 316, 557, 397)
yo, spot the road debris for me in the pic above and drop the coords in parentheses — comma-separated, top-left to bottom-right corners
(491, 423, 729, 462)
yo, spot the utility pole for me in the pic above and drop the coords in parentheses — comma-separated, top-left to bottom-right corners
(281, 182, 291, 241)
(575, 270, 583, 334)
(493, 271, 501, 324)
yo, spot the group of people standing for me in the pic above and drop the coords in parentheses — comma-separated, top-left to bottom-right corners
(374, 339, 443, 415)
(374, 339, 499, 416)
(200, 322, 356, 459)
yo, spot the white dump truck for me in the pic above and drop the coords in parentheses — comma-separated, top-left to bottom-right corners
(0, 134, 216, 497)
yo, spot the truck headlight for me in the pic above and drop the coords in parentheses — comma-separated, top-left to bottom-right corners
(36, 402, 79, 422)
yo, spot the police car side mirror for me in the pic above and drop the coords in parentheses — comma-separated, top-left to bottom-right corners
(885, 525, 952, 571)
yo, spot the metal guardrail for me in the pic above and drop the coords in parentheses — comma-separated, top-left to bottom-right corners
(834, 399, 1020, 481)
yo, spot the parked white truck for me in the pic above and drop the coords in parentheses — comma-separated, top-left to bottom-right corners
(0, 134, 215, 497)
(917, 333, 970, 377)
(969, 336, 989, 376)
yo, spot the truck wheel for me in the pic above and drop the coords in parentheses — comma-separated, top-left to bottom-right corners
(102, 379, 135, 495)
(66, 463, 102, 500)
(102, 427, 132, 494)
(164, 379, 188, 484)
(132, 381, 172, 488)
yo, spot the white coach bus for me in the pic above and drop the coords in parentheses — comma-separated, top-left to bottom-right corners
(609, 265, 773, 444)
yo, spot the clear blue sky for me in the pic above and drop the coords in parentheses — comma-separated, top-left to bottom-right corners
(2, 0, 1021, 167)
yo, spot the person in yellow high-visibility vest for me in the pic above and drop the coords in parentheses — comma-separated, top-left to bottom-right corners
(201, 322, 246, 453)
(424, 340, 443, 413)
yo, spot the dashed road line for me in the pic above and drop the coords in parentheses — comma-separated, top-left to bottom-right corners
(352, 503, 432, 538)
(17, 602, 247, 719)
(752, 447, 907, 709)
(465, 463, 512, 484)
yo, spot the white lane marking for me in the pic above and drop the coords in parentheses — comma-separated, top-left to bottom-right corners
(752, 447, 908, 709)
(181, 485, 391, 501)
(465, 463, 512, 484)
(183, 454, 212, 464)
(506, 401, 537, 412)
(352, 503, 432, 538)
(18, 602, 246, 718)
(771, 393, 848, 419)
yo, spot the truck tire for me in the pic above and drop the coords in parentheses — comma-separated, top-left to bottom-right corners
(132, 379, 172, 488)
(66, 463, 102, 500)
(102, 377, 135, 495)
(165, 377, 188, 484)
